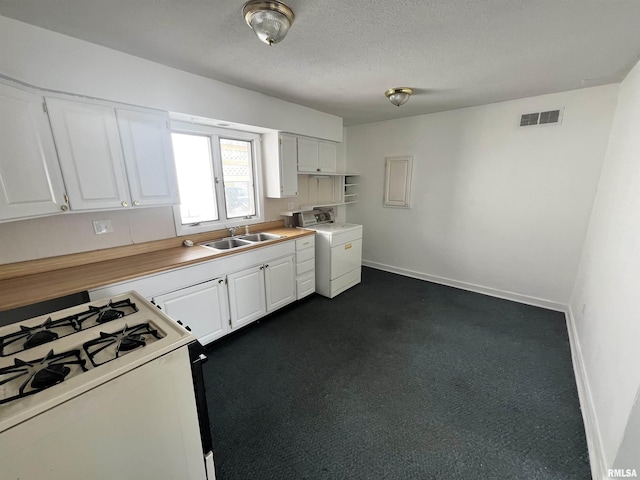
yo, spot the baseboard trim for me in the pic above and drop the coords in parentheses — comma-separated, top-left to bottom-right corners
(362, 260, 566, 311)
(565, 307, 607, 480)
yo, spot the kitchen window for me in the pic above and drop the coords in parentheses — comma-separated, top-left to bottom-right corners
(171, 122, 263, 235)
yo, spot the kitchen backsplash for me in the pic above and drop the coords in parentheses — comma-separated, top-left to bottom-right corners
(0, 198, 294, 265)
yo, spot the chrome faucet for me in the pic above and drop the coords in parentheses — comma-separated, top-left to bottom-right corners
(228, 226, 237, 237)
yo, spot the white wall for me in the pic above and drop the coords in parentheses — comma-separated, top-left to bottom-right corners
(346, 85, 619, 308)
(0, 16, 342, 142)
(569, 58, 640, 473)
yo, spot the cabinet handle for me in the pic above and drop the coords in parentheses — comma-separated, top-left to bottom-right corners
(259, 266, 264, 270)
(133, 200, 140, 206)
(121, 201, 129, 207)
(265, 264, 269, 268)
(316, 168, 321, 172)
(218, 279, 224, 284)
(60, 205, 68, 211)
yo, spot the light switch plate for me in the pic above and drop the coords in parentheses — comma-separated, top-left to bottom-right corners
(287, 202, 295, 210)
(93, 220, 113, 235)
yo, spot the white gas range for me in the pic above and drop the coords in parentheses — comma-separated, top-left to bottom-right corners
(0, 291, 215, 480)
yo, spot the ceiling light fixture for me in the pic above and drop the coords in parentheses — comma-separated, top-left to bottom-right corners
(242, 1, 295, 46)
(385, 87, 414, 107)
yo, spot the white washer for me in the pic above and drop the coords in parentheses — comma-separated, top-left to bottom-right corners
(302, 220, 363, 298)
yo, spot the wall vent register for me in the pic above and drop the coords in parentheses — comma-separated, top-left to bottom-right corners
(519, 108, 563, 127)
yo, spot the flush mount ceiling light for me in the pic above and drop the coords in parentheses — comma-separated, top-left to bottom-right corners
(242, 1, 295, 46)
(385, 87, 414, 107)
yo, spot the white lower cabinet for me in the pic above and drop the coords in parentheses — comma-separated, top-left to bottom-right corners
(227, 265, 267, 330)
(90, 240, 300, 346)
(228, 254, 295, 329)
(152, 277, 230, 345)
(264, 255, 296, 311)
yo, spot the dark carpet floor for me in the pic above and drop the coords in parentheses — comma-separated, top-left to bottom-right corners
(202, 267, 590, 480)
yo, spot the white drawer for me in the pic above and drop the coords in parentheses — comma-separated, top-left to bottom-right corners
(296, 236, 315, 251)
(296, 272, 315, 299)
(296, 247, 314, 263)
(296, 258, 315, 276)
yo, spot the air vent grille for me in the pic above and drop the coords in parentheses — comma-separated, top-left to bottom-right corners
(539, 109, 561, 124)
(520, 113, 539, 126)
(519, 108, 563, 127)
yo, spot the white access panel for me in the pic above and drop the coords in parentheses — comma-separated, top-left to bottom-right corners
(0, 347, 207, 480)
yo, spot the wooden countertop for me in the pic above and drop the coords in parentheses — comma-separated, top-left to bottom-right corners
(0, 226, 314, 312)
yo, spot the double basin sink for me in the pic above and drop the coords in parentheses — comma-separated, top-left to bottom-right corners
(200, 232, 284, 251)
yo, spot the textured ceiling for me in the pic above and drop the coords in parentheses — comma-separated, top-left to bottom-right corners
(1, 1, 640, 126)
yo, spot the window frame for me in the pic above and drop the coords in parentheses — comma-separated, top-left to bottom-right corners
(170, 121, 264, 236)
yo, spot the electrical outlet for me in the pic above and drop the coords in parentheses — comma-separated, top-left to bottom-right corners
(93, 220, 113, 235)
(287, 202, 295, 210)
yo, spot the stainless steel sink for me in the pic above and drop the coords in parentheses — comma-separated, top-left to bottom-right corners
(240, 232, 283, 242)
(201, 238, 253, 250)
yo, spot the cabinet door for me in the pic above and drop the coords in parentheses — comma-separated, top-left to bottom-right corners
(280, 134, 298, 197)
(153, 278, 230, 346)
(297, 137, 319, 172)
(227, 265, 267, 329)
(264, 255, 295, 312)
(46, 97, 130, 210)
(116, 108, 179, 207)
(0, 82, 67, 220)
(318, 141, 337, 173)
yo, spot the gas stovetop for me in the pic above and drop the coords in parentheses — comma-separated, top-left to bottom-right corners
(0, 291, 194, 433)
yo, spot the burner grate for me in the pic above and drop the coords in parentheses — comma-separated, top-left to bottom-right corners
(76, 299, 138, 329)
(0, 298, 139, 358)
(0, 316, 79, 357)
(83, 323, 162, 367)
(0, 349, 87, 404)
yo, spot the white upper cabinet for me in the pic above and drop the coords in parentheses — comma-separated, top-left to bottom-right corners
(263, 132, 298, 198)
(296, 137, 319, 173)
(0, 81, 67, 220)
(46, 97, 131, 210)
(46, 96, 179, 211)
(318, 141, 337, 172)
(116, 108, 179, 207)
(297, 137, 337, 173)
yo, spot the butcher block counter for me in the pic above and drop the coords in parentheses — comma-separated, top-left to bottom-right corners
(0, 221, 314, 312)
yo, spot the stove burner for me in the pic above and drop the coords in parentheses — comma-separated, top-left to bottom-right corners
(31, 363, 71, 389)
(0, 316, 79, 357)
(119, 334, 144, 351)
(23, 329, 59, 349)
(97, 309, 124, 323)
(0, 349, 87, 404)
(83, 323, 162, 367)
(76, 299, 138, 329)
